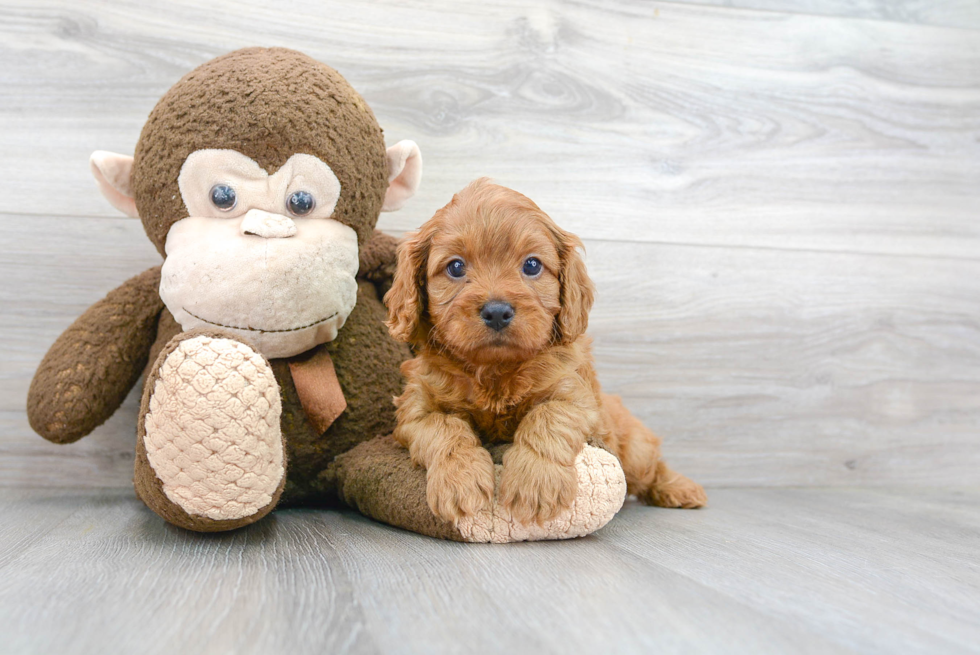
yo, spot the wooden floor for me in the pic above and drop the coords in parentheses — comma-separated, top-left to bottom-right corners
(1, 487, 978, 654)
(2, 0, 979, 653)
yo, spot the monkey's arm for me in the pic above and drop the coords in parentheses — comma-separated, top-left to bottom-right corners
(27, 266, 164, 444)
(357, 230, 399, 298)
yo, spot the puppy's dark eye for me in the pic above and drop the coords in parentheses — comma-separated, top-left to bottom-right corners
(287, 190, 316, 216)
(210, 184, 237, 211)
(522, 257, 542, 277)
(447, 259, 466, 278)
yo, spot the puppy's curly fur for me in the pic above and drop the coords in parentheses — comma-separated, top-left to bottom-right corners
(385, 179, 706, 524)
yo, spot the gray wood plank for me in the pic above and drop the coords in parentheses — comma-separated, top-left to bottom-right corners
(0, 489, 95, 569)
(4, 214, 977, 488)
(1, 487, 976, 654)
(0, 489, 379, 655)
(598, 488, 980, 654)
(586, 239, 980, 487)
(310, 508, 850, 655)
(0, 0, 977, 258)
(670, 0, 980, 30)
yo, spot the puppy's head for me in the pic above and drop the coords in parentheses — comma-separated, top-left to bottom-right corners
(385, 179, 594, 364)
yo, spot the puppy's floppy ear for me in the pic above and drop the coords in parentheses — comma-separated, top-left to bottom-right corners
(554, 228, 595, 344)
(385, 229, 431, 346)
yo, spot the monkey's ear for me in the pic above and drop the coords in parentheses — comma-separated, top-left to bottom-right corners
(90, 151, 139, 218)
(381, 140, 422, 212)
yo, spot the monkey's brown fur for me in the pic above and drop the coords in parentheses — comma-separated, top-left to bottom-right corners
(27, 266, 164, 444)
(385, 180, 706, 524)
(133, 48, 389, 254)
(26, 48, 459, 536)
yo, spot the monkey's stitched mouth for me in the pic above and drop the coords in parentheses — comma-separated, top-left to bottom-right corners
(183, 309, 339, 334)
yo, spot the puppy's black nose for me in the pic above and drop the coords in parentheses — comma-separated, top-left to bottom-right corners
(480, 301, 515, 332)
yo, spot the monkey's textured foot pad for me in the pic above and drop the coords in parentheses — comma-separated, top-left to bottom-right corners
(457, 445, 627, 543)
(136, 333, 286, 531)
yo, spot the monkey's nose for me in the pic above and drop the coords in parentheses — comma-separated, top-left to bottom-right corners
(240, 209, 297, 239)
(480, 301, 515, 332)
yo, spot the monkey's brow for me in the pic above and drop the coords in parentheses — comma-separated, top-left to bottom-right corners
(183, 309, 339, 333)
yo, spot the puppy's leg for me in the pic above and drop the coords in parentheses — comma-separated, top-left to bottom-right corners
(601, 393, 706, 509)
(394, 396, 495, 524)
(500, 394, 597, 524)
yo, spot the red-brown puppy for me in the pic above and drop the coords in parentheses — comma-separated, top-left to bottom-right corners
(385, 179, 706, 525)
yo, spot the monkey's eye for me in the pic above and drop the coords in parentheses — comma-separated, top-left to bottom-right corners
(287, 190, 316, 216)
(447, 259, 466, 279)
(210, 184, 237, 211)
(522, 257, 542, 277)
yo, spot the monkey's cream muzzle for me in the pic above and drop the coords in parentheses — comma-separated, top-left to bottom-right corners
(161, 215, 359, 359)
(159, 149, 359, 359)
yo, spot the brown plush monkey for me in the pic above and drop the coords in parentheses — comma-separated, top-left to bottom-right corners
(27, 48, 626, 541)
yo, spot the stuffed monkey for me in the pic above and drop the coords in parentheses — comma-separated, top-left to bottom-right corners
(27, 48, 626, 541)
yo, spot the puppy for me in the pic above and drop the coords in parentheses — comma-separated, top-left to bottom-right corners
(385, 179, 706, 525)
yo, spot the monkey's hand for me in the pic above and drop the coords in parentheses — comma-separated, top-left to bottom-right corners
(27, 266, 164, 444)
(357, 230, 399, 299)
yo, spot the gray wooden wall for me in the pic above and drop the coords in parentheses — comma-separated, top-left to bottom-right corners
(2, 0, 978, 489)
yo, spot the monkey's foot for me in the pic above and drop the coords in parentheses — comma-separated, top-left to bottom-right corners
(135, 332, 286, 532)
(456, 445, 627, 543)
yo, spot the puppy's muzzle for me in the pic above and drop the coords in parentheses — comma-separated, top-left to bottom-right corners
(480, 301, 515, 332)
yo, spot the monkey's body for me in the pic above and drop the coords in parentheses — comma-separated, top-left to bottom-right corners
(143, 258, 411, 507)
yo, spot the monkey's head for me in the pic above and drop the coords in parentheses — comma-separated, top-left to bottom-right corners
(89, 48, 421, 359)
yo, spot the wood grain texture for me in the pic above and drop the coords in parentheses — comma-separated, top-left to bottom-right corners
(1, 487, 978, 654)
(0, 0, 978, 257)
(670, 0, 980, 29)
(597, 487, 980, 654)
(587, 239, 980, 486)
(0, 489, 377, 655)
(310, 501, 844, 655)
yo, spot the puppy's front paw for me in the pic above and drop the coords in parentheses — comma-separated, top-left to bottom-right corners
(499, 446, 577, 525)
(426, 447, 495, 524)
